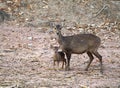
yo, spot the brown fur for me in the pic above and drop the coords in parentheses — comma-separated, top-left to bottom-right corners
(55, 25, 103, 73)
(52, 46, 66, 69)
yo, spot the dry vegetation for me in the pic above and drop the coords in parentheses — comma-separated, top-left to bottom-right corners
(0, 0, 120, 88)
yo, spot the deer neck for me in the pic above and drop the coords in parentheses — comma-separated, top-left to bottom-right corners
(57, 31, 64, 44)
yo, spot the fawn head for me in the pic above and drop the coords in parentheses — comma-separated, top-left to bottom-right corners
(50, 45, 59, 52)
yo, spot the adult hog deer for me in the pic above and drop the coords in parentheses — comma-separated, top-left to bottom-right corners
(54, 25, 103, 73)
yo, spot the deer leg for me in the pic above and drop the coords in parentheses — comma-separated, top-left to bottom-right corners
(93, 51, 103, 74)
(85, 52, 94, 71)
(65, 52, 71, 71)
(64, 59, 67, 69)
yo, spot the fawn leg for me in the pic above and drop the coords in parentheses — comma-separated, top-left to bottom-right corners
(53, 61, 55, 66)
(62, 61, 64, 69)
(57, 61, 59, 67)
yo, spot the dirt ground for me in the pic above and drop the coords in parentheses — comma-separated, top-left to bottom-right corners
(0, 24, 120, 88)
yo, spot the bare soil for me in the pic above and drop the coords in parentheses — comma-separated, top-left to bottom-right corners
(0, 24, 120, 88)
